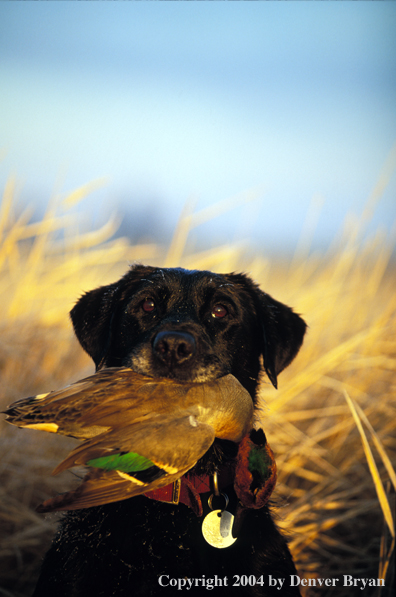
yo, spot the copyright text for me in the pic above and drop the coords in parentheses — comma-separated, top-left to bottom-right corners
(158, 574, 385, 591)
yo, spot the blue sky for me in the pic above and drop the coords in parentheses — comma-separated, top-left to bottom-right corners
(1, 1, 395, 253)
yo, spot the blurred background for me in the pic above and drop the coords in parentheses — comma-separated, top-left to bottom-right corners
(1, 1, 395, 254)
(1, 4, 396, 595)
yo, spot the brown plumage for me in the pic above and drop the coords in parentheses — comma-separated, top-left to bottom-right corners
(3, 368, 253, 511)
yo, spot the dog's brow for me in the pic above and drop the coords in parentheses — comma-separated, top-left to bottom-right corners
(140, 279, 154, 284)
(148, 269, 167, 282)
(218, 283, 234, 288)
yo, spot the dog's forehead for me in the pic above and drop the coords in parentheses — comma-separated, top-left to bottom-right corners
(139, 267, 233, 296)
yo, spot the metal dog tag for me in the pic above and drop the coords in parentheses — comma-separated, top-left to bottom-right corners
(202, 509, 236, 548)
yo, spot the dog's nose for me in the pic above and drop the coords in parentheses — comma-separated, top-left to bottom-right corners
(153, 331, 196, 368)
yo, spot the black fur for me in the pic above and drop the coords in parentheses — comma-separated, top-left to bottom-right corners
(33, 265, 306, 596)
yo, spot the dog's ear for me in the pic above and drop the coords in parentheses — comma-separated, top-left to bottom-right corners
(70, 281, 121, 370)
(70, 265, 156, 369)
(228, 273, 306, 389)
(258, 292, 307, 389)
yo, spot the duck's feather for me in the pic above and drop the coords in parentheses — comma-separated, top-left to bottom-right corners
(4, 368, 253, 442)
(3, 368, 254, 512)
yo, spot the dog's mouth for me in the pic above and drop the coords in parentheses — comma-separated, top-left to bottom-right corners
(127, 344, 225, 384)
(131, 358, 224, 384)
(125, 328, 227, 384)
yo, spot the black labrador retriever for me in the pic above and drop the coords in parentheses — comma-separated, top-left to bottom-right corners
(33, 265, 306, 596)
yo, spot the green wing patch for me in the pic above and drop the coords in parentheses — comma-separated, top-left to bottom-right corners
(87, 452, 155, 473)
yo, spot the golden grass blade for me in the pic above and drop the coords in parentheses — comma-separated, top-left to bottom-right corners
(164, 189, 261, 267)
(362, 141, 396, 225)
(164, 197, 196, 267)
(0, 176, 15, 244)
(189, 187, 262, 229)
(6, 214, 77, 243)
(378, 490, 395, 584)
(352, 400, 396, 492)
(185, 242, 249, 272)
(264, 327, 378, 411)
(344, 390, 395, 538)
(290, 193, 324, 273)
(0, 205, 34, 272)
(62, 178, 109, 209)
(61, 213, 121, 251)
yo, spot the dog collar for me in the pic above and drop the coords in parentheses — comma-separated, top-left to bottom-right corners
(144, 465, 234, 516)
(144, 429, 277, 517)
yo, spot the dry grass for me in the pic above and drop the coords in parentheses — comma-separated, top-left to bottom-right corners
(0, 171, 395, 596)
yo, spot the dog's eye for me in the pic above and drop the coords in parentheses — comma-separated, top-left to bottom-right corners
(211, 304, 228, 319)
(141, 299, 155, 313)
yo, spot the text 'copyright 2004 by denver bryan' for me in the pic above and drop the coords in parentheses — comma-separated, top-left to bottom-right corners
(158, 575, 385, 591)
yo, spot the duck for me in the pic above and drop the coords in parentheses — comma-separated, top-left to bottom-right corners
(3, 368, 253, 512)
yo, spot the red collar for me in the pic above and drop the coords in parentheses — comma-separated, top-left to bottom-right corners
(144, 463, 235, 517)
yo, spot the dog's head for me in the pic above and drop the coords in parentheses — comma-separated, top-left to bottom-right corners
(70, 265, 306, 399)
